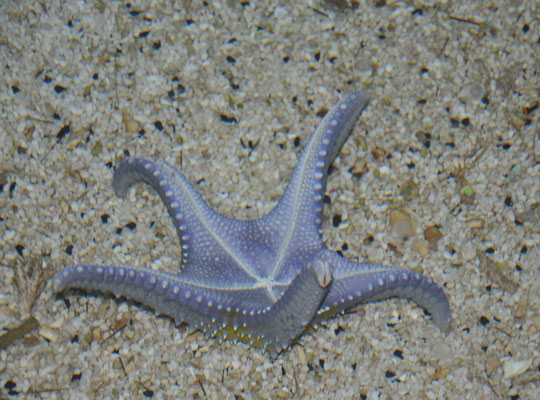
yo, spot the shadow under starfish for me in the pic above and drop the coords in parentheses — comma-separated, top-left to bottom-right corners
(54, 91, 451, 356)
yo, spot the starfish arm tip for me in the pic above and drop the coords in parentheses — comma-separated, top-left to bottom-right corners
(320, 261, 452, 330)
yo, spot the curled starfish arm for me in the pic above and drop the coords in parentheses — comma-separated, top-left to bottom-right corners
(317, 254, 451, 331)
(113, 158, 207, 215)
(113, 158, 218, 265)
(54, 259, 332, 355)
(113, 158, 256, 282)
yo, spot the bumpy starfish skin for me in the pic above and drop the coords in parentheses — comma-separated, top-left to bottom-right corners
(55, 92, 451, 355)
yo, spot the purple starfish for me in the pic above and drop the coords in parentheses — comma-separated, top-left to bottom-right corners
(55, 92, 451, 355)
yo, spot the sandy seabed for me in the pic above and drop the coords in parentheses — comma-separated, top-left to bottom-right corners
(1, 1, 538, 399)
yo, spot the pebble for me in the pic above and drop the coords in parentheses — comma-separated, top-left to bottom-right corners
(412, 239, 430, 257)
(424, 225, 443, 246)
(461, 242, 476, 261)
(38, 326, 59, 343)
(389, 209, 416, 241)
(296, 346, 308, 366)
(124, 361, 136, 375)
(460, 186, 476, 204)
(457, 82, 485, 103)
(49, 316, 65, 329)
(502, 357, 532, 379)
(400, 178, 419, 201)
(123, 109, 140, 133)
(0, 294, 9, 306)
(466, 218, 485, 230)
(505, 110, 527, 129)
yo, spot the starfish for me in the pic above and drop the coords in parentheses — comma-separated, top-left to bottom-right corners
(54, 91, 451, 355)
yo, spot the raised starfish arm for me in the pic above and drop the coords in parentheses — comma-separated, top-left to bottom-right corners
(245, 259, 332, 355)
(269, 92, 369, 236)
(267, 92, 370, 281)
(316, 252, 451, 331)
(54, 259, 331, 356)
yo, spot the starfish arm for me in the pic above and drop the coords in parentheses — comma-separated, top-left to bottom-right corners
(316, 253, 451, 331)
(268, 92, 370, 279)
(113, 157, 213, 265)
(113, 158, 260, 283)
(248, 259, 332, 356)
(277, 92, 370, 218)
(53, 264, 226, 326)
(54, 260, 331, 355)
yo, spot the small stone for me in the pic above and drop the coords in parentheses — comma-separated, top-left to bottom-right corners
(532, 314, 540, 331)
(485, 357, 499, 376)
(461, 242, 476, 261)
(91, 140, 103, 156)
(123, 110, 140, 133)
(82, 84, 92, 97)
(460, 186, 475, 204)
(296, 346, 308, 365)
(49, 316, 65, 329)
(83, 331, 94, 346)
(186, 331, 200, 343)
(377, 164, 392, 176)
(415, 131, 431, 148)
(124, 328, 135, 340)
(389, 209, 416, 241)
(0, 305, 16, 317)
(0, 295, 9, 306)
(350, 160, 367, 179)
(515, 209, 540, 225)
(400, 179, 419, 201)
(504, 110, 527, 129)
(424, 225, 443, 246)
(432, 368, 450, 380)
(124, 361, 135, 375)
(355, 57, 373, 74)
(355, 135, 368, 150)
(412, 239, 430, 257)
(514, 293, 529, 319)
(274, 387, 292, 399)
(38, 326, 59, 343)
(93, 0, 106, 12)
(467, 218, 484, 230)
(198, 345, 209, 353)
(502, 357, 532, 379)
(496, 261, 512, 272)
(92, 329, 101, 342)
(458, 82, 485, 103)
(508, 164, 521, 181)
(112, 358, 123, 370)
